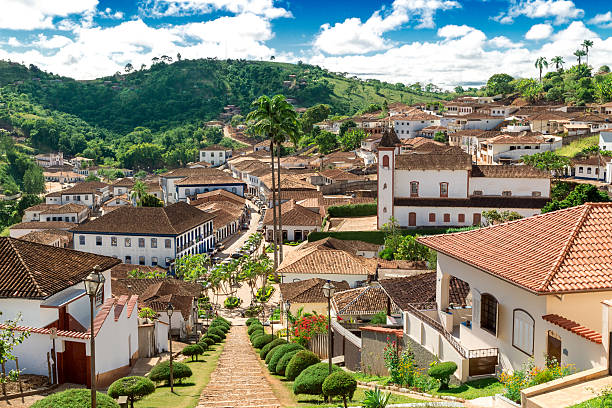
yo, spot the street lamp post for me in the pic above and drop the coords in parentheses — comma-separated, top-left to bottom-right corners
(322, 280, 335, 376)
(285, 300, 291, 342)
(166, 303, 174, 393)
(83, 265, 105, 408)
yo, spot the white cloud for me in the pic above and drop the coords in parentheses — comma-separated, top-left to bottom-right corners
(139, 0, 292, 19)
(33, 34, 74, 49)
(488, 36, 523, 48)
(437, 24, 474, 39)
(0, 0, 99, 30)
(589, 12, 612, 29)
(314, 0, 460, 55)
(495, 0, 583, 25)
(7, 37, 23, 47)
(100, 8, 125, 19)
(525, 23, 553, 40)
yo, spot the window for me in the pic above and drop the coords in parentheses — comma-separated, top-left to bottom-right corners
(152, 257, 158, 266)
(502, 191, 512, 197)
(79, 236, 85, 245)
(71, 217, 75, 222)
(513, 309, 535, 356)
(429, 213, 436, 222)
(440, 182, 449, 198)
(165, 239, 171, 248)
(76, 196, 81, 201)
(125, 238, 131, 247)
(185, 189, 191, 196)
(139, 256, 145, 265)
(125, 255, 131, 264)
(458, 213, 465, 223)
(480, 293, 498, 335)
(587, 167, 592, 174)
(444, 213, 450, 223)
(96, 236, 102, 246)
(473, 190, 483, 196)
(95, 284, 104, 306)
(111, 237, 117, 247)
(138, 238, 145, 248)
(579, 167, 584, 173)
(382, 155, 390, 168)
(151, 238, 157, 248)
(410, 182, 419, 197)
(532, 191, 541, 197)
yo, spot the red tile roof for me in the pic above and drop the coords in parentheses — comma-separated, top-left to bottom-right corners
(418, 203, 612, 294)
(542, 314, 602, 344)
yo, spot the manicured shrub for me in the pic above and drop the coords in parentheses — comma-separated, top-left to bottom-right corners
(210, 322, 230, 333)
(261, 338, 287, 360)
(149, 361, 193, 384)
(276, 349, 301, 376)
(268, 343, 304, 373)
(428, 361, 458, 390)
(252, 333, 275, 349)
(207, 327, 226, 340)
(247, 323, 263, 335)
(286, 350, 321, 381)
(213, 316, 231, 326)
(108, 376, 155, 408)
(293, 362, 342, 396)
(31, 389, 119, 408)
(246, 317, 260, 326)
(327, 202, 377, 217)
(199, 336, 215, 347)
(322, 371, 357, 408)
(224, 296, 241, 309)
(182, 344, 205, 361)
(207, 333, 222, 343)
(250, 330, 264, 343)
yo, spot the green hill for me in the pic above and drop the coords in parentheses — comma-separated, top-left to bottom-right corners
(0, 59, 447, 133)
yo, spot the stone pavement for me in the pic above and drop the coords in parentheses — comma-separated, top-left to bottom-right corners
(197, 326, 281, 408)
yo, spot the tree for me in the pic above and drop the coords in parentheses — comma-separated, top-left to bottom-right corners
(521, 151, 569, 178)
(124, 63, 134, 73)
(599, 65, 611, 74)
(247, 95, 300, 269)
(395, 235, 430, 261)
(454, 86, 465, 94)
(176, 52, 182, 61)
(0, 313, 30, 384)
(582, 40, 594, 66)
(314, 130, 338, 154)
(433, 131, 447, 143)
(108, 376, 155, 408)
(542, 184, 609, 213)
(339, 120, 356, 138)
(339, 128, 366, 151)
(482, 210, 523, 225)
(85, 173, 100, 182)
(22, 166, 45, 194)
(574, 49, 586, 66)
(130, 180, 148, 204)
(139, 194, 163, 207)
(300, 104, 330, 135)
(551, 56, 564, 71)
(486, 73, 514, 96)
(535, 57, 548, 82)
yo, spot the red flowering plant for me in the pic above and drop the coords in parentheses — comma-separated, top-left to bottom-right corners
(293, 314, 328, 346)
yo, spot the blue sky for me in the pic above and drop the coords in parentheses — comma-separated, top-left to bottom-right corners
(1, 0, 611, 87)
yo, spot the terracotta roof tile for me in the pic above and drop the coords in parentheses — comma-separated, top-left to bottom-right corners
(332, 284, 400, 316)
(471, 164, 551, 178)
(277, 246, 375, 277)
(279, 278, 350, 303)
(263, 200, 322, 227)
(395, 149, 472, 171)
(542, 314, 602, 344)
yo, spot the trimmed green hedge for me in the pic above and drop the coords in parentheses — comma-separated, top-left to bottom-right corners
(247, 323, 264, 336)
(31, 389, 119, 408)
(246, 318, 260, 326)
(207, 327, 226, 340)
(252, 333, 275, 349)
(149, 361, 192, 384)
(285, 350, 321, 381)
(199, 336, 215, 347)
(249, 330, 265, 343)
(327, 203, 376, 217)
(276, 349, 301, 376)
(261, 338, 287, 360)
(293, 362, 342, 396)
(207, 333, 222, 344)
(108, 376, 155, 407)
(308, 227, 477, 245)
(268, 343, 303, 373)
(322, 371, 357, 406)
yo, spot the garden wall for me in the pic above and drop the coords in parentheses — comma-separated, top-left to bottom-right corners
(360, 326, 404, 375)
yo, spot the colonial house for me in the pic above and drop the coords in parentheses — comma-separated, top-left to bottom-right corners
(160, 168, 246, 203)
(72, 202, 215, 268)
(111, 178, 135, 197)
(416, 203, 612, 381)
(228, 159, 269, 197)
(332, 284, 401, 323)
(569, 154, 612, 181)
(9, 221, 77, 239)
(0, 238, 138, 388)
(199, 145, 233, 167)
(279, 278, 350, 322)
(600, 131, 612, 151)
(45, 181, 110, 209)
(377, 129, 550, 229)
(443, 113, 505, 132)
(301, 237, 381, 259)
(35, 152, 63, 168)
(309, 169, 363, 187)
(19, 229, 72, 248)
(477, 132, 563, 165)
(263, 200, 321, 242)
(196, 201, 243, 244)
(22, 203, 90, 224)
(390, 111, 440, 139)
(43, 170, 85, 184)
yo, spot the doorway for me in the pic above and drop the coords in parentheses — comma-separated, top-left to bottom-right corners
(294, 230, 302, 241)
(408, 212, 416, 227)
(547, 331, 562, 366)
(62, 341, 88, 385)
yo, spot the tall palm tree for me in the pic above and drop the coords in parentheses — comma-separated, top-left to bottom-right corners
(574, 49, 586, 66)
(582, 40, 594, 66)
(551, 56, 564, 71)
(130, 180, 148, 206)
(247, 95, 300, 270)
(534, 57, 548, 82)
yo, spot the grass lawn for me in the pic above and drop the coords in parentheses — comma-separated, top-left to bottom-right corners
(557, 135, 599, 157)
(0, 227, 9, 237)
(569, 396, 612, 407)
(135, 343, 224, 408)
(429, 377, 505, 400)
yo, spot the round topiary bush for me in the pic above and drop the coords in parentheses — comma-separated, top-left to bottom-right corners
(322, 371, 357, 408)
(199, 336, 214, 348)
(428, 361, 458, 390)
(261, 338, 287, 360)
(224, 296, 241, 309)
(214, 316, 231, 325)
(31, 389, 119, 408)
(264, 343, 285, 364)
(149, 361, 193, 384)
(207, 333, 222, 343)
(182, 344, 205, 361)
(246, 317, 260, 326)
(207, 327, 226, 340)
(268, 343, 303, 373)
(285, 350, 321, 381)
(247, 323, 263, 335)
(249, 331, 264, 343)
(293, 362, 342, 396)
(108, 376, 155, 408)
(276, 349, 301, 376)
(210, 322, 230, 332)
(252, 333, 275, 349)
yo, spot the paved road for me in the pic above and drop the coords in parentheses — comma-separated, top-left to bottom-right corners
(218, 200, 262, 259)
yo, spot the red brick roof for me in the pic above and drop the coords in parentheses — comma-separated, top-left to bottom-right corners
(542, 314, 602, 344)
(418, 203, 612, 294)
(263, 200, 322, 227)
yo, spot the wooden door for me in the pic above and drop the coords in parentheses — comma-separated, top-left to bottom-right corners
(294, 230, 302, 241)
(62, 341, 88, 385)
(473, 213, 482, 226)
(547, 332, 562, 366)
(408, 212, 416, 227)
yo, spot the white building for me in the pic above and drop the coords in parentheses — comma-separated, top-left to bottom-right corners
(199, 145, 233, 167)
(160, 168, 246, 204)
(45, 181, 110, 209)
(35, 152, 64, 168)
(416, 203, 612, 381)
(72, 202, 215, 268)
(377, 129, 550, 229)
(600, 131, 612, 151)
(0, 238, 138, 388)
(111, 178, 135, 197)
(263, 199, 322, 242)
(390, 111, 440, 139)
(569, 155, 612, 182)
(23, 203, 90, 223)
(444, 114, 505, 132)
(477, 132, 563, 165)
